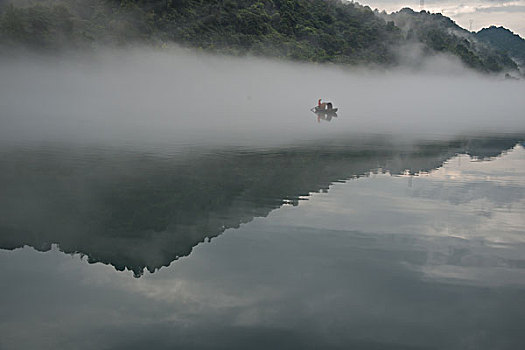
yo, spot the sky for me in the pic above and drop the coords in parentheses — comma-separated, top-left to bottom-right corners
(357, 0, 525, 37)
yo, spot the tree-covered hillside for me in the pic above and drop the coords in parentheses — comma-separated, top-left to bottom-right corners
(476, 26, 525, 67)
(0, 0, 155, 49)
(384, 8, 519, 73)
(0, 0, 402, 64)
(155, 0, 404, 64)
(0, 0, 522, 73)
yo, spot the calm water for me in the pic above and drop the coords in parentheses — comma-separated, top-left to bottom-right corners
(1, 134, 525, 349)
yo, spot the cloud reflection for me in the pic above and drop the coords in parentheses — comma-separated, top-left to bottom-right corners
(2, 138, 525, 349)
(0, 136, 523, 277)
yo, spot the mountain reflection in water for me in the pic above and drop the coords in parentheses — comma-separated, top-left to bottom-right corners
(0, 135, 522, 277)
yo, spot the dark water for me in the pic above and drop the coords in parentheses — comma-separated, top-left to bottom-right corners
(1, 134, 525, 349)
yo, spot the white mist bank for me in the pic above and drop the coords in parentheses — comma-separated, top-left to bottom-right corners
(1, 48, 524, 147)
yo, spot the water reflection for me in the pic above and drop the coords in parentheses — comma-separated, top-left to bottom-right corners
(315, 111, 338, 123)
(0, 135, 522, 277)
(1, 135, 525, 349)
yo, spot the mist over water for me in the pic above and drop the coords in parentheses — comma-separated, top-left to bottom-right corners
(1, 48, 524, 149)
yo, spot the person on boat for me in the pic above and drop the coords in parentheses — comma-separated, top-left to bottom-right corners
(318, 99, 334, 111)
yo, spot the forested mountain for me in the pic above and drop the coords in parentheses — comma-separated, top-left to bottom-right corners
(0, 0, 402, 64)
(0, 0, 523, 73)
(476, 26, 525, 66)
(383, 8, 519, 73)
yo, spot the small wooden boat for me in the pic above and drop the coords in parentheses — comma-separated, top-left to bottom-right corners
(311, 106, 338, 114)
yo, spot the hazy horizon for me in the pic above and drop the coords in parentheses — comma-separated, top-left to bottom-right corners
(1, 47, 524, 150)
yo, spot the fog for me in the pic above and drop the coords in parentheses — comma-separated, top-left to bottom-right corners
(1, 48, 524, 148)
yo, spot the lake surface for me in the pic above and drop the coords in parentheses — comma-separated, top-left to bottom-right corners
(1, 133, 525, 349)
(2, 49, 525, 349)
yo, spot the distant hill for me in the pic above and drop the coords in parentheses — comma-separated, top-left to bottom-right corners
(0, 0, 522, 73)
(476, 26, 525, 67)
(384, 8, 519, 73)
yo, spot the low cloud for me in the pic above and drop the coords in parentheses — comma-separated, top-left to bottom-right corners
(1, 47, 524, 149)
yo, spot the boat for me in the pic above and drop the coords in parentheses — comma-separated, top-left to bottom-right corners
(311, 106, 338, 114)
